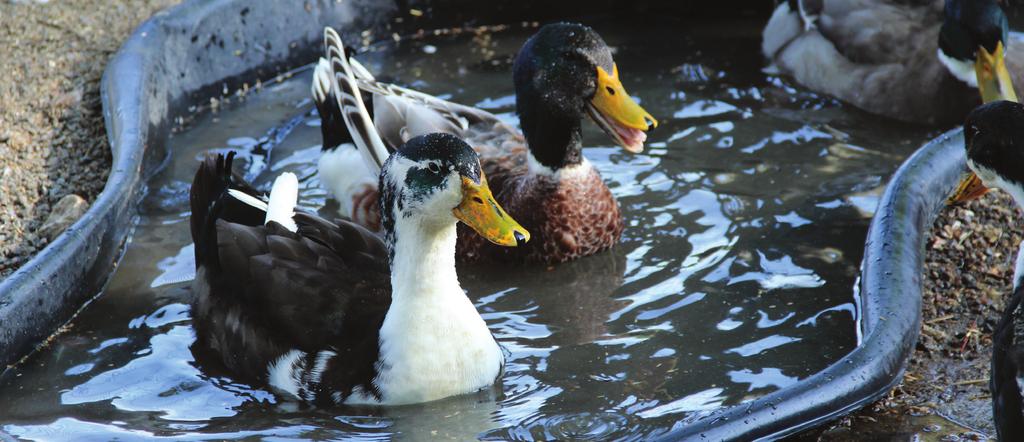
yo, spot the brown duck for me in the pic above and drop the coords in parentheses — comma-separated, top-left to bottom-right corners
(312, 23, 657, 264)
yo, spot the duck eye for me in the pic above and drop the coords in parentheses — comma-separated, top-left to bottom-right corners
(606, 86, 615, 95)
(428, 162, 441, 174)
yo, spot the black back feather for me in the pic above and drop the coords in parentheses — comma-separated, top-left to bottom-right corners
(189, 152, 392, 402)
(992, 283, 1024, 440)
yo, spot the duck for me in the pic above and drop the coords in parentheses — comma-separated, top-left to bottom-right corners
(763, 0, 1021, 126)
(311, 22, 657, 264)
(948, 100, 1024, 439)
(188, 132, 530, 406)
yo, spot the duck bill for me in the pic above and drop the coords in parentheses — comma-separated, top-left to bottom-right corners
(453, 175, 530, 247)
(948, 172, 990, 204)
(587, 64, 658, 154)
(976, 42, 1018, 103)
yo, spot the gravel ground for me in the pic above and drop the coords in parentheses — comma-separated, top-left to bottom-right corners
(0, 0, 179, 279)
(794, 191, 1023, 441)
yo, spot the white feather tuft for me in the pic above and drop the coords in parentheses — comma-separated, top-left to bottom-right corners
(227, 189, 268, 211)
(267, 349, 305, 398)
(265, 172, 299, 232)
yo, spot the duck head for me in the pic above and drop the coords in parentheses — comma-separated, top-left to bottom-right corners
(379, 133, 530, 249)
(513, 22, 657, 171)
(939, 0, 1017, 102)
(949, 100, 1024, 205)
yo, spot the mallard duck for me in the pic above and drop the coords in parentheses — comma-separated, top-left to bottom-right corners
(311, 23, 657, 264)
(763, 0, 1021, 125)
(948, 100, 1024, 439)
(189, 132, 530, 406)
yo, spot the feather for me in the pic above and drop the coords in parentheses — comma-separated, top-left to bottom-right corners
(264, 172, 299, 232)
(324, 27, 390, 172)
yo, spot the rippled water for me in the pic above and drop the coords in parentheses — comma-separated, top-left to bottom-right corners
(0, 19, 937, 440)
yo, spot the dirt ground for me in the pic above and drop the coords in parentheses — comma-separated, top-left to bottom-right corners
(794, 191, 1023, 441)
(0, 0, 179, 279)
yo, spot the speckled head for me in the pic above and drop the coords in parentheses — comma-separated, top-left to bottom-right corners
(513, 22, 657, 170)
(378, 133, 529, 255)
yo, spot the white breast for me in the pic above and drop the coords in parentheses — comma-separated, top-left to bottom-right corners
(350, 292, 502, 405)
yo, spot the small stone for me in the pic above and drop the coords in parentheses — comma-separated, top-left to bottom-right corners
(37, 194, 88, 241)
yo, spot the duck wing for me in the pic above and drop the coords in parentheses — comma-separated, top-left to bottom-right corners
(322, 27, 521, 168)
(763, 0, 974, 125)
(992, 284, 1024, 439)
(190, 153, 391, 396)
(816, 0, 940, 64)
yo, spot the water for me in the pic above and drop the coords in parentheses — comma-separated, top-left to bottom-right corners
(0, 18, 937, 440)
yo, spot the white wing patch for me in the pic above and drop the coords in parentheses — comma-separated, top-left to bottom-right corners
(265, 172, 299, 232)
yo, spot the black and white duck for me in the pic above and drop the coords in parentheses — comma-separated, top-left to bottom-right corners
(949, 100, 1024, 439)
(763, 0, 1021, 125)
(189, 132, 529, 406)
(311, 23, 657, 264)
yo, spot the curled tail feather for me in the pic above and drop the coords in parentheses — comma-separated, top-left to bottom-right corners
(189, 152, 267, 271)
(324, 27, 391, 172)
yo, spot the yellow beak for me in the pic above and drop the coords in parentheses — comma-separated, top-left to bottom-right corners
(588, 64, 658, 153)
(452, 174, 530, 247)
(948, 171, 990, 204)
(976, 41, 1018, 103)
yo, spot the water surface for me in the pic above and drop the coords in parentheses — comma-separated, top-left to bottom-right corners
(0, 18, 936, 441)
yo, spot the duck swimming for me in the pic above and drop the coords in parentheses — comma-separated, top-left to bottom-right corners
(948, 100, 1024, 439)
(763, 0, 1021, 125)
(311, 22, 657, 264)
(189, 132, 529, 405)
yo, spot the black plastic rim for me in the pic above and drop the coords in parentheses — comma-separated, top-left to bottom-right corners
(0, 0, 960, 439)
(657, 130, 966, 440)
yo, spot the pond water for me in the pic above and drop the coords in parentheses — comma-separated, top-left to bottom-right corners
(0, 18, 937, 441)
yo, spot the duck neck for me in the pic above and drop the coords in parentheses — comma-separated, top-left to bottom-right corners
(519, 104, 585, 171)
(387, 216, 462, 301)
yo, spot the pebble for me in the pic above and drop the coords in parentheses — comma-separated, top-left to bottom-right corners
(37, 194, 88, 241)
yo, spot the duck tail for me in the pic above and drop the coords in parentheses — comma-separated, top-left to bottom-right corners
(323, 26, 391, 173)
(189, 152, 266, 270)
(312, 58, 353, 152)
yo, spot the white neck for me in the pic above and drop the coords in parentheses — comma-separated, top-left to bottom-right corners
(937, 49, 979, 88)
(389, 217, 461, 297)
(360, 216, 502, 405)
(526, 151, 595, 180)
